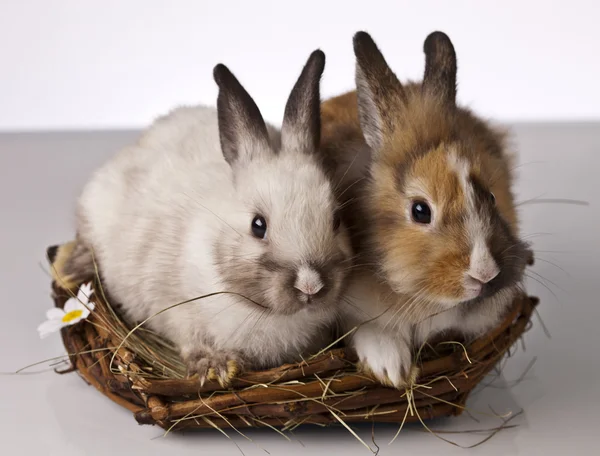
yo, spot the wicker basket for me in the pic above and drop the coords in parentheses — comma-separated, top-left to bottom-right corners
(49, 249, 538, 432)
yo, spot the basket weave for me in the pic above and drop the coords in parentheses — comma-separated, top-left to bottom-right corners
(50, 268, 537, 431)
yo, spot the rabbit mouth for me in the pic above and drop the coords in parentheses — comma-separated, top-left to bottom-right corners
(459, 250, 528, 306)
(463, 268, 526, 306)
(433, 241, 530, 309)
(271, 291, 341, 316)
(458, 284, 523, 317)
(461, 237, 530, 305)
(462, 281, 520, 306)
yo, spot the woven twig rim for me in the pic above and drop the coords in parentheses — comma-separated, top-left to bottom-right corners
(51, 278, 538, 431)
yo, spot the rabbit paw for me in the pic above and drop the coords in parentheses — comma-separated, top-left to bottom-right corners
(183, 348, 242, 388)
(48, 241, 95, 290)
(48, 242, 80, 290)
(353, 324, 418, 389)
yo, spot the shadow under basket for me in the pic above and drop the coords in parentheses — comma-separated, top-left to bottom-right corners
(50, 272, 538, 432)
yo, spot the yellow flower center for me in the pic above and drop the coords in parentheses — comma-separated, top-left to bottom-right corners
(62, 309, 83, 323)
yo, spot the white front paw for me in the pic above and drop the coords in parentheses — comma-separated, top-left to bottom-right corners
(352, 324, 418, 388)
(180, 344, 242, 387)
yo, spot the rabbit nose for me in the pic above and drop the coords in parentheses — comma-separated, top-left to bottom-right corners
(467, 261, 500, 284)
(468, 241, 500, 284)
(294, 267, 324, 296)
(468, 270, 499, 285)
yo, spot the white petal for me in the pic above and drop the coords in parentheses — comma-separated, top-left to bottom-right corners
(86, 301, 95, 312)
(63, 298, 79, 313)
(46, 308, 65, 320)
(81, 281, 93, 295)
(77, 282, 93, 304)
(37, 319, 65, 338)
(79, 307, 90, 320)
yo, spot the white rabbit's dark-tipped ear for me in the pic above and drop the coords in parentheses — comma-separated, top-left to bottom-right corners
(353, 31, 406, 154)
(281, 50, 326, 154)
(422, 31, 457, 106)
(214, 64, 271, 165)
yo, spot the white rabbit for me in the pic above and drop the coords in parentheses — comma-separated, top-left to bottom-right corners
(57, 50, 352, 386)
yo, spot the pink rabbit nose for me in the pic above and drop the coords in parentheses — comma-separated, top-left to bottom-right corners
(294, 267, 324, 296)
(468, 241, 500, 284)
(467, 265, 500, 283)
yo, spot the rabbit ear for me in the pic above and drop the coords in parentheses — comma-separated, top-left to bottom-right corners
(281, 50, 326, 154)
(214, 64, 271, 165)
(422, 31, 457, 106)
(353, 31, 406, 153)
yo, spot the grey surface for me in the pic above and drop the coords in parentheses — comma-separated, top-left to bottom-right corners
(1, 125, 598, 455)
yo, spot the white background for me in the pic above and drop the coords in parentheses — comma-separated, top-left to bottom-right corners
(1, 0, 600, 131)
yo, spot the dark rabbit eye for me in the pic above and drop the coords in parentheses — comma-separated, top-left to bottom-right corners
(251, 215, 267, 239)
(411, 201, 432, 224)
(490, 192, 496, 205)
(333, 211, 341, 232)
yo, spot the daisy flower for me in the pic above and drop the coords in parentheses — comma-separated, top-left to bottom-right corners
(38, 282, 95, 338)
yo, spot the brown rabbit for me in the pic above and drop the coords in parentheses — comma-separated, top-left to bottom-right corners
(320, 31, 531, 387)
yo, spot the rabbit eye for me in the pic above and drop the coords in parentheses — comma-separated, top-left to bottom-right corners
(490, 192, 496, 205)
(411, 201, 432, 224)
(333, 211, 341, 232)
(251, 215, 267, 239)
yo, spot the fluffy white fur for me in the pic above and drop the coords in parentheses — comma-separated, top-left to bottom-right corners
(341, 272, 520, 388)
(76, 104, 350, 381)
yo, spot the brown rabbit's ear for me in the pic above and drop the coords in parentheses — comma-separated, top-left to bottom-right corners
(422, 31, 457, 106)
(214, 64, 271, 165)
(281, 50, 326, 154)
(353, 31, 406, 153)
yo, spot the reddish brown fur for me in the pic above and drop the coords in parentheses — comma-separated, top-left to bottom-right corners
(320, 32, 526, 315)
